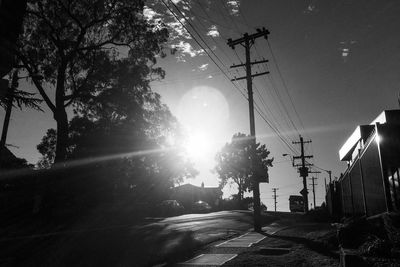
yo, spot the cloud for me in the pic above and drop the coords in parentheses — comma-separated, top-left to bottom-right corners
(169, 19, 192, 40)
(172, 41, 205, 60)
(304, 0, 319, 14)
(226, 0, 240, 15)
(198, 63, 209, 71)
(206, 25, 220, 37)
(143, 6, 159, 20)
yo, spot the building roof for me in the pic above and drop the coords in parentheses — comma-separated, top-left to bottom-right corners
(339, 125, 374, 161)
(339, 109, 400, 162)
(370, 109, 400, 125)
(173, 183, 222, 195)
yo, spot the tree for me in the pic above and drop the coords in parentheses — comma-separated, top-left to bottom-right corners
(36, 81, 198, 201)
(214, 133, 274, 201)
(36, 128, 57, 169)
(16, 0, 168, 163)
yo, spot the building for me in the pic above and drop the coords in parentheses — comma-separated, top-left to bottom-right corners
(170, 183, 223, 211)
(328, 110, 400, 219)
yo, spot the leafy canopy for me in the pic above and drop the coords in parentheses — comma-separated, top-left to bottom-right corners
(17, 0, 169, 162)
(214, 133, 273, 200)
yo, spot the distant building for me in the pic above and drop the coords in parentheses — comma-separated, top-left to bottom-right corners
(328, 110, 400, 219)
(170, 183, 222, 211)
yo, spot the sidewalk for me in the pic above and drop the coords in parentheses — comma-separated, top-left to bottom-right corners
(175, 222, 340, 267)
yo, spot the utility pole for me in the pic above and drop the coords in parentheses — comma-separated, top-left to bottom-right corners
(272, 188, 278, 212)
(292, 135, 313, 212)
(327, 170, 332, 183)
(227, 28, 270, 232)
(309, 177, 318, 209)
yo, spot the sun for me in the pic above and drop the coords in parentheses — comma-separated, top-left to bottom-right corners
(184, 131, 213, 160)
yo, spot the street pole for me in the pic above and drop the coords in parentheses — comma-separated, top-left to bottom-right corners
(228, 28, 270, 231)
(272, 188, 278, 212)
(293, 135, 313, 212)
(309, 177, 317, 209)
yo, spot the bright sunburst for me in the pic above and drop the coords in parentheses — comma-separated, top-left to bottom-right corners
(184, 131, 212, 160)
(176, 86, 230, 185)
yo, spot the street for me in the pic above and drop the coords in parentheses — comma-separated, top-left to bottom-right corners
(149, 210, 255, 243)
(0, 210, 260, 266)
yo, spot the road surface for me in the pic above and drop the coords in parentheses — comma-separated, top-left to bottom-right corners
(0, 210, 259, 267)
(146, 210, 255, 243)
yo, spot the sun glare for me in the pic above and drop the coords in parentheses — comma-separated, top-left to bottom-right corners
(185, 132, 212, 159)
(176, 86, 230, 184)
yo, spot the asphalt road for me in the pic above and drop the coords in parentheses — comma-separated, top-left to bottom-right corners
(146, 210, 255, 243)
(0, 210, 267, 266)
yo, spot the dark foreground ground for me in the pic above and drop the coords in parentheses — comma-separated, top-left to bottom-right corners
(2, 207, 399, 266)
(173, 211, 400, 267)
(172, 211, 340, 267)
(0, 208, 271, 266)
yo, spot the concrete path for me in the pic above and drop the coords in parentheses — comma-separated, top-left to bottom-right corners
(216, 232, 265, 248)
(178, 232, 265, 266)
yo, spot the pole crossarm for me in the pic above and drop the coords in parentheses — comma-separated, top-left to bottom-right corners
(293, 155, 313, 159)
(294, 163, 313, 167)
(227, 28, 270, 48)
(293, 141, 312, 144)
(230, 59, 269, 68)
(231, 71, 270, 81)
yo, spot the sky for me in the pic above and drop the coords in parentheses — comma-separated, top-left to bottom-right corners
(1, 0, 400, 211)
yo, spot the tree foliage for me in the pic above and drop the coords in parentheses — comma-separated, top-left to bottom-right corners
(214, 133, 274, 201)
(36, 83, 198, 201)
(16, 0, 168, 163)
(0, 69, 42, 112)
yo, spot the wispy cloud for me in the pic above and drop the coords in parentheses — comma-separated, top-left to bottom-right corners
(227, 0, 240, 16)
(198, 63, 209, 71)
(304, 0, 319, 14)
(143, 6, 159, 20)
(207, 25, 220, 37)
(172, 41, 204, 61)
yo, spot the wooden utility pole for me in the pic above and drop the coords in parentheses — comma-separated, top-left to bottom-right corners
(272, 188, 278, 212)
(309, 177, 318, 209)
(227, 28, 270, 231)
(293, 136, 313, 212)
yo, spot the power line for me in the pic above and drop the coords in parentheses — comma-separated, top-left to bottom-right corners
(266, 40, 307, 136)
(160, 0, 248, 101)
(163, 0, 299, 154)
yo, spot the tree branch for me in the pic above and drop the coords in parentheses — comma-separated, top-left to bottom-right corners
(17, 52, 56, 113)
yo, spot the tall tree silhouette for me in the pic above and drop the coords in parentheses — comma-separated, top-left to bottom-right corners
(215, 133, 273, 201)
(36, 70, 197, 199)
(16, 0, 168, 163)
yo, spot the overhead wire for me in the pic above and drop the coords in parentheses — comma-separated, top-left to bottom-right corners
(162, 0, 300, 154)
(160, 0, 248, 100)
(221, 3, 301, 153)
(266, 39, 307, 136)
